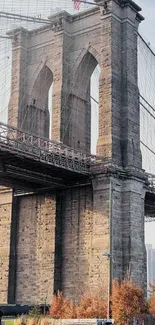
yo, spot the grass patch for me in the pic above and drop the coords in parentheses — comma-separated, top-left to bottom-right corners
(3, 319, 14, 325)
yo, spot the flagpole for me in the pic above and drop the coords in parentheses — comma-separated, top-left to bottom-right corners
(72, 0, 106, 7)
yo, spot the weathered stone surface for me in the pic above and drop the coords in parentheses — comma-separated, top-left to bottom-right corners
(15, 194, 56, 304)
(0, 187, 12, 303)
(0, 0, 147, 304)
(7, 0, 143, 163)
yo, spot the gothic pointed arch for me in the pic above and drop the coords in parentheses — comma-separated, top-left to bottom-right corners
(72, 50, 99, 98)
(22, 65, 53, 137)
(65, 50, 100, 154)
(30, 65, 53, 110)
(73, 46, 101, 78)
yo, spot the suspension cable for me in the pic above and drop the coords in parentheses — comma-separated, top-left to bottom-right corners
(0, 11, 52, 25)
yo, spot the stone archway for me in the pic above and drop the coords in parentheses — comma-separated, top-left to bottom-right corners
(21, 65, 53, 138)
(62, 51, 100, 154)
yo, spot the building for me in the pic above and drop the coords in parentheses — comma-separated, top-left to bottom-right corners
(146, 244, 155, 295)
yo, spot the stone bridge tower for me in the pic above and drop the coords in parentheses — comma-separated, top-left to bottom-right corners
(0, 0, 147, 304)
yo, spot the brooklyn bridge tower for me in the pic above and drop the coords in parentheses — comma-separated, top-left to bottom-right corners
(0, 0, 147, 304)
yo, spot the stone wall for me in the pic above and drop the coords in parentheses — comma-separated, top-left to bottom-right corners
(122, 178, 147, 290)
(15, 194, 56, 304)
(50, 318, 155, 325)
(47, 320, 109, 325)
(7, 0, 143, 161)
(0, 174, 146, 304)
(0, 187, 12, 303)
(60, 186, 94, 301)
(59, 183, 111, 301)
(11, 317, 155, 325)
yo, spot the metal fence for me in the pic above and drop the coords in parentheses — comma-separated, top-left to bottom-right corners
(0, 121, 97, 174)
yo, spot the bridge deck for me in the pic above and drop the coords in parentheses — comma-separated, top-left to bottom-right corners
(1, 122, 155, 222)
(0, 122, 95, 189)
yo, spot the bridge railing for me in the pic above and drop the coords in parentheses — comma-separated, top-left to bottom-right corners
(146, 173, 155, 189)
(0, 121, 97, 174)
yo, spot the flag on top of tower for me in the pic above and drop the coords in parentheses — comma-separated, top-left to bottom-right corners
(74, 0, 80, 10)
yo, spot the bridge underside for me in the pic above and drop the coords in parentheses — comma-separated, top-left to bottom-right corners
(145, 191, 155, 222)
(0, 144, 90, 190)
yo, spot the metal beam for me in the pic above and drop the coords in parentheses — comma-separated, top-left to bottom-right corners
(0, 121, 98, 192)
(145, 216, 155, 222)
(72, 0, 108, 7)
(0, 35, 13, 39)
(73, 0, 97, 6)
(0, 121, 97, 175)
(0, 11, 52, 25)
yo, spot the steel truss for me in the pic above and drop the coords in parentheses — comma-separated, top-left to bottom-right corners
(145, 215, 155, 222)
(0, 121, 96, 174)
(146, 173, 155, 189)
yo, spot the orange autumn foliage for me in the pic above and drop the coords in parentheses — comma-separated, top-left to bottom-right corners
(76, 293, 107, 318)
(149, 284, 155, 314)
(50, 291, 76, 319)
(149, 296, 155, 314)
(112, 280, 147, 325)
(50, 291, 107, 319)
(50, 281, 148, 321)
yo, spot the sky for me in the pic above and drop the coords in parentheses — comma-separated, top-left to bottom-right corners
(134, 0, 155, 249)
(136, 0, 155, 46)
(0, 0, 155, 247)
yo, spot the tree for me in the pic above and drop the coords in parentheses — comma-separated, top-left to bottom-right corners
(50, 281, 147, 321)
(149, 283, 155, 314)
(111, 280, 147, 325)
(50, 291, 107, 319)
(149, 296, 155, 314)
(50, 291, 76, 319)
(76, 293, 107, 318)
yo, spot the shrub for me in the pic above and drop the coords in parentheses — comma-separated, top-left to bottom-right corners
(28, 306, 41, 318)
(50, 290, 107, 319)
(76, 293, 107, 318)
(50, 291, 76, 319)
(148, 283, 155, 314)
(111, 280, 148, 325)
(149, 296, 155, 314)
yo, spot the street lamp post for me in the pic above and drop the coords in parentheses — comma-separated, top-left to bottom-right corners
(103, 179, 114, 319)
(103, 252, 111, 319)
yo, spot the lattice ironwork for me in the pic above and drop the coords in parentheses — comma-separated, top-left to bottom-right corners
(144, 173, 155, 222)
(145, 215, 155, 222)
(147, 173, 155, 189)
(0, 121, 97, 174)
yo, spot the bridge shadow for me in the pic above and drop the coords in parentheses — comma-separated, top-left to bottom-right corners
(145, 191, 155, 221)
(0, 122, 95, 190)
